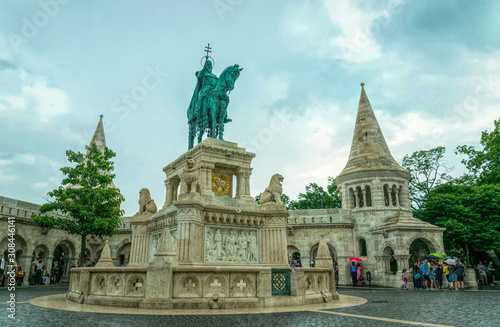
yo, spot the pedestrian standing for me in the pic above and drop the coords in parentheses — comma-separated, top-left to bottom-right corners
(421, 260, 430, 290)
(443, 262, 450, 288)
(333, 261, 339, 287)
(455, 260, 466, 290)
(434, 264, 443, 290)
(357, 263, 362, 286)
(448, 263, 457, 290)
(413, 261, 422, 289)
(477, 261, 487, 285)
(350, 262, 358, 286)
(488, 261, 496, 283)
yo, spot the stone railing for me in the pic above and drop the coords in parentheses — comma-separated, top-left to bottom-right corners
(67, 266, 148, 306)
(287, 208, 351, 225)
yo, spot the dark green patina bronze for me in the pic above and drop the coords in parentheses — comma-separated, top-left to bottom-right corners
(187, 44, 243, 149)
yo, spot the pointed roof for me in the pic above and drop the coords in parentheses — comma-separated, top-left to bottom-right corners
(337, 83, 407, 180)
(89, 114, 106, 151)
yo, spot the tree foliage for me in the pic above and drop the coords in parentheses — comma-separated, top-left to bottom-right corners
(33, 144, 124, 265)
(288, 177, 341, 210)
(417, 183, 500, 256)
(402, 146, 452, 211)
(456, 118, 500, 185)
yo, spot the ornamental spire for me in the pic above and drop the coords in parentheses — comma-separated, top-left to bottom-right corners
(338, 83, 406, 178)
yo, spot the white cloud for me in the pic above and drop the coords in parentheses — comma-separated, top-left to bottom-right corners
(0, 68, 70, 127)
(279, 0, 404, 63)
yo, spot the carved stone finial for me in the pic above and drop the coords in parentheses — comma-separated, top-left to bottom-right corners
(96, 240, 114, 267)
(315, 240, 333, 269)
(138, 188, 157, 215)
(360, 82, 365, 87)
(260, 174, 284, 207)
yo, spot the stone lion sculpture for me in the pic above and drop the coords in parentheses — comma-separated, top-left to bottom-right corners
(138, 188, 157, 214)
(180, 158, 201, 195)
(260, 174, 284, 205)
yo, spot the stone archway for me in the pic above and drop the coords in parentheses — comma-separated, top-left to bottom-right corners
(52, 238, 77, 280)
(287, 245, 300, 264)
(310, 242, 336, 267)
(383, 246, 397, 275)
(116, 241, 131, 267)
(409, 237, 436, 266)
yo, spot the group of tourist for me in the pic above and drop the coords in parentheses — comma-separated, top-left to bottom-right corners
(31, 259, 64, 285)
(406, 259, 497, 290)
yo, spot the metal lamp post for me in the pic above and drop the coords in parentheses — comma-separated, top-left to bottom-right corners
(319, 187, 324, 209)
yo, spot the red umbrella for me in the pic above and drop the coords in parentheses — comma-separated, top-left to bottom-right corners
(349, 258, 362, 262)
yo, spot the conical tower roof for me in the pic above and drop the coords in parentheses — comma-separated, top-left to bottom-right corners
(89, 114, 106, 151)
(337, 84, 408, 182)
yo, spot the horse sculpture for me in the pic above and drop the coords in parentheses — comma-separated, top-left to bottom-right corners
(189, 64, 242, 148)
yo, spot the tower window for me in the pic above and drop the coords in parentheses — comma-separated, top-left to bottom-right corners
(365, 132, 368, 137)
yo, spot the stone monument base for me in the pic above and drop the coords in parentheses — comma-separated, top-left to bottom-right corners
(66, 265, 338, 309)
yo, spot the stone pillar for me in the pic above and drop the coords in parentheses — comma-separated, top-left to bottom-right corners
(371, 179, 384, 208)
(174, 201, 205, 265)
(235, 168, 253, 200)
(394, 255, 410, 274)
(396, 191, 401, 207)
(172, 179, 180, 203)
(354, 191, 360, 208)
(464, 268, 478, 288)
(164, 179, 174, 207)
(128, 215, 151, 266)
(259, 213, 288, 266)
(198, 163, 215, 196)
(362, 189, 367, 208)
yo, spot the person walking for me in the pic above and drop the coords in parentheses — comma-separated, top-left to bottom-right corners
(455, 260, 466, 290)
(401, 269, 408, 290)
(350, 262, 358, 286)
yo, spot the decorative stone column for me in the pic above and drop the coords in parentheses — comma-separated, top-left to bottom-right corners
(198, 163, 214, 196)
(128, 214, 151, 266)
(362, 189, 367, 208)
(174, 201, 205, 265)
(371, 179, 384, 208)
(164, 179, 175, 207)
(235, 168, 253, 200)
(259, 211, 288, 266)
(393, 254, 410, 273)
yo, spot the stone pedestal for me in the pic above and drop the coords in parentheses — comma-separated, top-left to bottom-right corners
(128, 214, 151, 266)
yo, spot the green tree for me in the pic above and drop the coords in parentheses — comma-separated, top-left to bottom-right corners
(402, 146, 452, 212)
(33, 144, 124, 265)
(418, 183, 500, 257)
(288, 177, 341, 210)
(456, 118, 500, 185)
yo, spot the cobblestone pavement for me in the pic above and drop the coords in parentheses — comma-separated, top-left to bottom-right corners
(1, 284, 499, 327)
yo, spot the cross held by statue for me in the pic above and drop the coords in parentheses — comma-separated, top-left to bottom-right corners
(205, 43, 212, 58)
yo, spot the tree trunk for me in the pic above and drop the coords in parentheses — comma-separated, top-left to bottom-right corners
(80, 234, 87, 267)
(487, 249, 500, 268)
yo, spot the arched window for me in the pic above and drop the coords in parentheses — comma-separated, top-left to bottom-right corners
(349, 188, 356, 208)
(359, 239, 367, 256)
(383, 184, 390, 206)
(391, 185, 397, 206)
(364, 185, 372, 207)
(356, 186, 363, 207)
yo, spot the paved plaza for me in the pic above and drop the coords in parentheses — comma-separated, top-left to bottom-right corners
(2, 284, 499, 327)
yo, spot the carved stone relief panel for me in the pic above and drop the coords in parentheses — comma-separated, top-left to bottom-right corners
(229, 273, 256, 298)
(173, 274, 202, 298)
(202, 273, 229, 298)
(204, 225, 258, 264)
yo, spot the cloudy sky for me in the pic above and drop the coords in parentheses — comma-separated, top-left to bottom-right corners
(1, 0, 499, 216)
